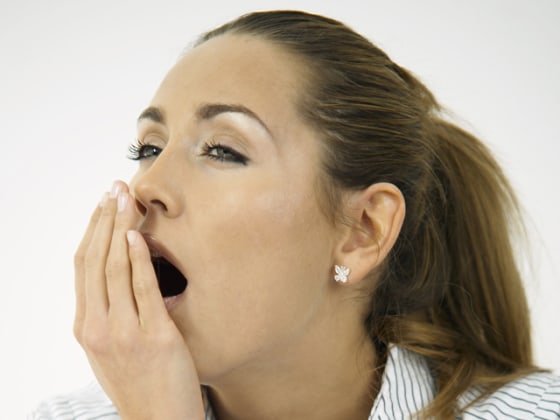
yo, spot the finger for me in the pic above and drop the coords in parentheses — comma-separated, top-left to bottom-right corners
(126, 230, 169, 329)
(74, 202, 103, 335)
(106, 191, 142, 319)
(84, 185, 121, 318)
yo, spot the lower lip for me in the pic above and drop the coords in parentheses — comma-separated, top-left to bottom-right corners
(164, 292, 185, 311)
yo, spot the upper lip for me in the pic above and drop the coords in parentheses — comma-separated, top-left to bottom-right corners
(141, 233, 188, 280)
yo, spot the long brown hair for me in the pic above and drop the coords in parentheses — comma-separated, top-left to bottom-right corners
(199, 10, 538, 418)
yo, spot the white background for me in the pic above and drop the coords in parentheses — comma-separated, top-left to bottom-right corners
(1, 0, 558, 418)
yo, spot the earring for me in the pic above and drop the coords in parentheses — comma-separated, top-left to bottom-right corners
(334, 265, 350, 283)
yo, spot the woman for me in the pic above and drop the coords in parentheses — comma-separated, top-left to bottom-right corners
(31, 10, 560, 420)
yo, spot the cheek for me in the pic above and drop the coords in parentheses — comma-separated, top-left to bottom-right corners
(206, 185, 328, 278)
(182, 182, 333, 367)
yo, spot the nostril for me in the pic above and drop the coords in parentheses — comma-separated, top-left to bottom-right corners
(135, 198, 148, 216)
(133, 196, 169, 216)
(149, 199, 168, 213)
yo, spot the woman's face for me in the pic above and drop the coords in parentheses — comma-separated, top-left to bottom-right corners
(130, 34, 339, 384)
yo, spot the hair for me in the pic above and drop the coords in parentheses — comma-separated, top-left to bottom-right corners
(198, 10, 539, 419)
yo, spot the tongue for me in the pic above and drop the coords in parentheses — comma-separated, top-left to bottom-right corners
(152, 257, 188, 297)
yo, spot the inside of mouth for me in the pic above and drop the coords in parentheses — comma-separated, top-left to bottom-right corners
(151, 256, 188, 298)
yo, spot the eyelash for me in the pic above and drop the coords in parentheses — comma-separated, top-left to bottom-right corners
(201, 141, 248, 165)
(127, 141, 161, 161)
(127, 140, 248, 165)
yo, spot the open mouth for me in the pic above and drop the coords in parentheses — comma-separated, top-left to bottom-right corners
(151, 256, 188, 298)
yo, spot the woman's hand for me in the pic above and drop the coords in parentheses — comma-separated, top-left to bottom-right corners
(73, 181, 205, 420)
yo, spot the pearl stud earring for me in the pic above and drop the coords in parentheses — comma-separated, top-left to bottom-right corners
(334, 265, 350, 283)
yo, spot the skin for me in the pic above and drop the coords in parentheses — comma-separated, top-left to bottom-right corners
(74, 34, 406, 420)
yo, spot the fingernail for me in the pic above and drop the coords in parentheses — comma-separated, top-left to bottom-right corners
(99, 192, 109, 207)
(126, 230, 137, 245)
(117, 192, 128, 212)
(110, 181, 122, 198)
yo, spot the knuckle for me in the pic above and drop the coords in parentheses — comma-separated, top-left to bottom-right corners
(152, 327, 181, 353)
(90, 205, 103, 222)
(105, 256, 128, 278)
(74, 250, 85, 266)
(84, 249, 100, 270)
(74, 253, 86, 271)
(132, 278, 153, 297)
(113, 328, 136, 350)
(73, 322, 84, 344)
(113, 214, 129, 231)
(81, 325, 108, 353)
(100, 200, 115, 216)
(158, 328, 177, 348)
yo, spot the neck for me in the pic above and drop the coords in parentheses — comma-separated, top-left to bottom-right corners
(206, 302, 381, 420)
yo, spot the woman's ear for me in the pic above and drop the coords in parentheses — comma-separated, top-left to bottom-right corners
(334, 183, 405, 284)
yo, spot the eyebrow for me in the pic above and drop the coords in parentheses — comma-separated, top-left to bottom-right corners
(196, 103, 272, 137)
(137, 103, 272, 137)
(137, 107, 165, 125)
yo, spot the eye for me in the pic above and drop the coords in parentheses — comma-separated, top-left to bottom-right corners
(128, 141, 162, 161)
(201, 141, 248, 165)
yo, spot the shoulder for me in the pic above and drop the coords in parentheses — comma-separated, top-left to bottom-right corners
(370, 345, 560, 419)
(460, 371, 560, 419)
(27, 382, 119, 419)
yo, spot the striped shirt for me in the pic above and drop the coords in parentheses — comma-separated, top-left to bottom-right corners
(29, 346, 560, 419)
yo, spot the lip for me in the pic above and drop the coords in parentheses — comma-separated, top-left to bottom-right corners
(163, 293, 185, 312)
(140, 233, 189, 286)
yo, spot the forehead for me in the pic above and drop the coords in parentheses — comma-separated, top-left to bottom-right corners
(150, 34, 306, 130)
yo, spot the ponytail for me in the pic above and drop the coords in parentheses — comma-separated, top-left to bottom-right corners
(433, 120, 532, 368)
(370, 118, 537, 418)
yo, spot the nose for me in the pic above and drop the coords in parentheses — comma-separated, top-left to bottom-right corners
(131, 147, 185, 218)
